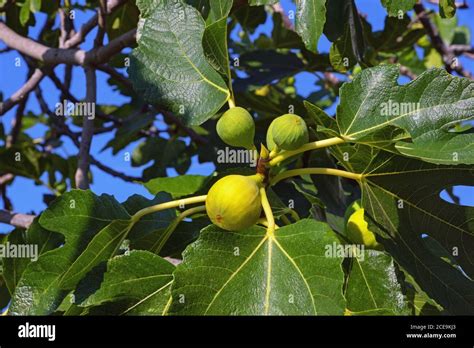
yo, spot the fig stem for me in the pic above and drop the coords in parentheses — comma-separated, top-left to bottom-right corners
(131, 195, 207, 223)
(257, 218, 280, 229)
(269, 168, 363, 186)
(152, 205, 206, 254)
(260, 187, 275, 237)
(227, 97, 236, 108)
(269, 148, 279, 158)
(269, 137, 345, 166)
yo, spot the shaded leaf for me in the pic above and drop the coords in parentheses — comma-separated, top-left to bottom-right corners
(203, 17, 230, 81)
(143, 175, 208, 198)
(80, 251, 174, 315)
(59, 219, 134, 290)
(2, 221, 62, 295)
(338, 146, 474, 314)
(9, 191, 129, 315)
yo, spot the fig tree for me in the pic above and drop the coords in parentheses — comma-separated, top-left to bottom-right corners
(268, 114, 308, 151)
(206, 174, 263, 231)
(216, 107, 255, 150)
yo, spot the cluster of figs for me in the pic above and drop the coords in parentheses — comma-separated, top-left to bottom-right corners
(205, 106, 308, 232)
(204, 106, 381, 250)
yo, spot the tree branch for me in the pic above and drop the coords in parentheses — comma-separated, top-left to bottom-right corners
(0, 68, 44, 115)
(0, 174, 14, 186)
(75, 66, 97, 189)
(0, 0, 128, 116)
(35, 87, 142, 183)
(414, 3, 473, 79)
(64, 0, 127, 49)
(5, 98, 26, 147)
(0, 209, 35, 229)
(0, 21, 136, 66)
(94, 0, 108, 48)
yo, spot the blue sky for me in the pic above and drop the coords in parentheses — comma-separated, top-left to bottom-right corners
(0, 0, 473, 233)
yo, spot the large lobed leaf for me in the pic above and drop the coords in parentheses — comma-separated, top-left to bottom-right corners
(170, 219, 345, 315)
(130, 0, 230, 125)
(336, 145, 474, 314)
(9, 190, 130, 315)
(336, 65, 474, 164)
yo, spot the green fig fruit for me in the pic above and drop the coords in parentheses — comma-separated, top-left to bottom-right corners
(206, 174, 263, 231)
(346, 206, 382, 250)
(268, 114, 308, 151)
(266, 120, 277, 151)
(216, 107, 255, 150)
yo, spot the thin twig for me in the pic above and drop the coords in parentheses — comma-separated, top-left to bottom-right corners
(5, 98, 27, 147)
(94, 0, 108, 48)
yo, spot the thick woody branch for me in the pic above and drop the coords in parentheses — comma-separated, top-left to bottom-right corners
(0, 209, 35, 229)
(0, 22, 136, 66)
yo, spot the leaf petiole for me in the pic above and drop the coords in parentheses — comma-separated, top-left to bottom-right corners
(270, 168, 363, 186)
(131, 195, 207, 223)
(227, 97, 236, 108)
(269, 137, 345, 166)
(260, 187, 275, 237)
(257, 217, 280, 229)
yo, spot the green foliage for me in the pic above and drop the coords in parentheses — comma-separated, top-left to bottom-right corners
(129, 0, 230, 125)
(79, 251, 174, 315)
(1, 0, 473, 318)
(439, 0, 456, 19)
(336, 65, 474, 165)
(381, 0, 416, 17)
(345, 251, 410, 315)
(295, 0, 327, 52)
(170, 220, 345, 315)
